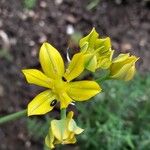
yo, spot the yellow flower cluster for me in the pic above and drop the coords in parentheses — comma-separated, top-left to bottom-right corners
(22, 28, 139, 149)
(78, 28, 139, 79)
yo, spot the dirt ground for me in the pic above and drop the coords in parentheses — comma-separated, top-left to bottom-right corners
(0, 0, 149, 149)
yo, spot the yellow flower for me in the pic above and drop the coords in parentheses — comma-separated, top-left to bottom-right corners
(79, 28, 114, 72)
(109, 53, 139, 81)
(22, 42, 101, 116)
(45, 111, 84, 149)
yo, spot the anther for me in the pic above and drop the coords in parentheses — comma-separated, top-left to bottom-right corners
(62, 77, 67, 82)
(50, 100, 57, 107)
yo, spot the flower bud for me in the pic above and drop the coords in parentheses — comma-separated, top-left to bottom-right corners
(109, 53, 139, 81)
(45, 111, 84, 149)
(79, 28, 114, 72)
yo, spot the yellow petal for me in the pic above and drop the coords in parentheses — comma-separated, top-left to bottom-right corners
(45, 129, 55, 149)
(39, 42, 64, 79)
(59, 92, 72, 109)
(80, 42, 89, 52)
(95, 37, 111, 51)
(67, 81, 101, 101)
(85, 54, 97, 72)
(63, 136, 77, 144)
(68, 119, 84, 134)
(51, 119, 69, 141)
(79, 28, 99, 52)
(28, 90, 56, 116)
(64, 52, 85, 82)
(22, 69, 53, 88)
(67, 111, 74, 120)
(97, 50, 114, 69)
(53, 139, 61, 145)
(124, 65, 136, 81)
(113, 53, 130, 63)
(110, 55, 139, 80)
(68, 132, 75, 141)
(110, 63, 133, 80)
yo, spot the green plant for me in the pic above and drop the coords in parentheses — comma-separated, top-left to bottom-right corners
(27, 117, 50, 140)
(77, 73, 150, 150)
(0, 49, 13, 61)
(24, 0, 37, 9)
(87, 0, 101, 10)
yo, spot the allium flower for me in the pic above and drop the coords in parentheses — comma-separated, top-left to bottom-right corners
(22, 42, 101, 116)
(79, 28, 114, 72)
(109, 53, 139, 81)
(45, 111, 84, 149)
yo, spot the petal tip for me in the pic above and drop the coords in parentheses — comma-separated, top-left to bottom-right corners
(22, 69, 27, 74)
(27, 108, 32, 116)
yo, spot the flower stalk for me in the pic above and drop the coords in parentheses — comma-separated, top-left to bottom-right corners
(96, 75, 110, 83)
(61, 108, 66, 119)
(0, 109, 27, 125)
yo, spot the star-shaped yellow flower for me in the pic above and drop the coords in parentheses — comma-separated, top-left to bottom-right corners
(22, 42, 101, 116)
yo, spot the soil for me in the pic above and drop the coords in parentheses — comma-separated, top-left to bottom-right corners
(0, 0, 149, 149)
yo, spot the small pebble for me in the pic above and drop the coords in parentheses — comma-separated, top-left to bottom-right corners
(39, 21, 45, 27)
(28, 10, 35, 18)
(39, 34, 47, 43)
(55, 0, 63, 5)
(29, 40, 35, 46)
(40, 1, 47, 8)
(31, 48, 37, 57)
(121, 43, 132, 51)
(25, 141, 31, 148)
(66, 25, 74, 35)
(10, 38, 17, 45)
(115, 0, 122, 4)
(66, 15, 77, 24)
(140, 38, 147, 47)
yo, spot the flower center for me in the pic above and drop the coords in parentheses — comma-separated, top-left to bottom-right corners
(52, 78, 67, 95)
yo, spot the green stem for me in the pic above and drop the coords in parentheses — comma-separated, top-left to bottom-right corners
(0, 109, 27, 125)
(96, 75, 110, 83)
(61, 108, 66, 119)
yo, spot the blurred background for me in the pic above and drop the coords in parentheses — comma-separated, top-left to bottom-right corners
(0, 0, 150, 149)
